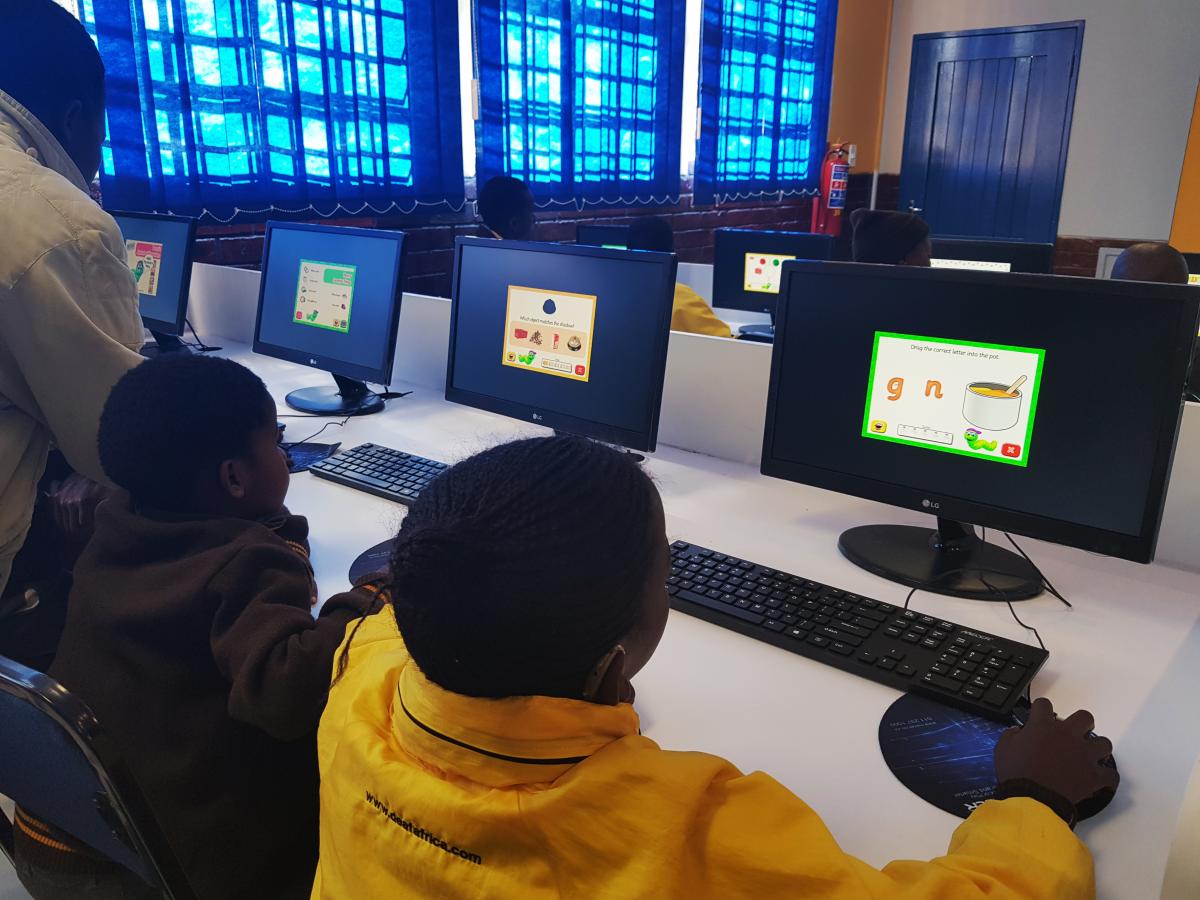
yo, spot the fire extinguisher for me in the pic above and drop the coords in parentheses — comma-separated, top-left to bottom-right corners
(811, 143, 851, 237)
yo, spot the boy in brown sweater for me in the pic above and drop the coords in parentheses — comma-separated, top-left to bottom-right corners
(13, 355, 381, 900)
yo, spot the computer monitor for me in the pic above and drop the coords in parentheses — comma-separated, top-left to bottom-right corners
(929, 239, 1055, 274)
(712, 228, 833, 343)
(446, 238, 676, 452)
(1184, 252, 1200, 286)
(576, 223, 631, 250)
(253, 221, 406, 416)
(762, 261, 1198, 601)
(109, 211, 197, 353)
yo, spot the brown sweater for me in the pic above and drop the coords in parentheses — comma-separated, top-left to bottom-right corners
(45, 495, 380, 900)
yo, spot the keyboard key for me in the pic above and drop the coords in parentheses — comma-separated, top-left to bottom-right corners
(896, 664, 916, 677)
(675, 589, 765, 625)
(764, 621, 786, 633)
(808, 634, 830, 648)
(983, 683, 1014, 707)
(877, 658, 897, 671)
(998, 665, 1026, 686)
(857, 650, 878, 665)
(963, 686, 984, 700)
(901, 632, 920, 643)
(922, 673, 962, 693)
(920, 638, 941, 650)
(829, 642, 854, 656)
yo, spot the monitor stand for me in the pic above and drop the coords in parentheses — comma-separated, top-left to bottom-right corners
(140, 330, 191, 358)
(838, 518, 1042, 602)
(286, 374, 384, 416)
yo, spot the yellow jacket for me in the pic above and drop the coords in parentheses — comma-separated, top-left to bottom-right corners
(313, 607, 1094, 899)
(672, 282, 731, 337)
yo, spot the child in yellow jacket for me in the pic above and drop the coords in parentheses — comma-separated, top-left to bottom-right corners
(312, 436, 1117, 899)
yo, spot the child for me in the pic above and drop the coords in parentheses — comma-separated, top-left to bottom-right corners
(312, 435, 1117, 899)
(478, 175, 536, 241)
(626, 215, 732, 337)
(850, 208, 933, 266)
(13, 355, 382, 900)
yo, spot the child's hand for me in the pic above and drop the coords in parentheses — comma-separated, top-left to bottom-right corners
(49, 473, 112, 540)
(994, 697, 1118, 810)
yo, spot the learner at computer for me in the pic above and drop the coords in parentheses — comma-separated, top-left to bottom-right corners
(12, 356, 384, 900)
(850, 208, 932, 266)
(0, 1, 142, 611)
(626, 216, 732, 337)
(1111, 242, 1190, 284)
(478, 174, 536, 241)
(311, 435, 1116, 899)
(1110, 242, 1197, 399)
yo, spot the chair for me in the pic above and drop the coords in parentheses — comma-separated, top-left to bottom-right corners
(0, 654, 197, 899)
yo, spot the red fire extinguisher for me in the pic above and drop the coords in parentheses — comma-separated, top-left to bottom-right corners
(811, 143, 851, 237)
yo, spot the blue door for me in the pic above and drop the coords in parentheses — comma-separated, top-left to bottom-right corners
(898, 21, 1084, 244)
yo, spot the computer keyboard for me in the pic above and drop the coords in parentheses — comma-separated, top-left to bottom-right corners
(669, 541, 1047, 720)
(308, 442, 448, 504)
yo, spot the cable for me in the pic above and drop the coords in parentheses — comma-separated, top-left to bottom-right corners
(285, 414, 353, 447)
(185, 318, 221, 352)
(1003, 532, 1071, 608)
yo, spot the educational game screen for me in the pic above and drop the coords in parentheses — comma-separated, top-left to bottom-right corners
(744, 253, 796, 293)
(112, 214, 193, 327)
(767, 267, 1186, 537)
(451, 242, 673, 437)
(256, 227, 402, 375)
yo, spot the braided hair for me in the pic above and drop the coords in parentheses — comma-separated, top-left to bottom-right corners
(387, 435, 661, 699)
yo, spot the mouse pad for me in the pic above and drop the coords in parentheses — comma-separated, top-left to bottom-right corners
(879, 692, 1013, 819)
(349, 539, 395, 583)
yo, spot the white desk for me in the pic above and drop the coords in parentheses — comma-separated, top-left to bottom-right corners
(226, 341, 1200, 900)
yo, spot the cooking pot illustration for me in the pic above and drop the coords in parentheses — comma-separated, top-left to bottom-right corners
(962, 381, 1022, 432)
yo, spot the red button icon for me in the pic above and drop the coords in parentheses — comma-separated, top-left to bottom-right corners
(1001, 443, 1021, 458)
(575, 365, 586, 376)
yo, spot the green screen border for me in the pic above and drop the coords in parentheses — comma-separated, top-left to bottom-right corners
(861, 331, 1045, 468)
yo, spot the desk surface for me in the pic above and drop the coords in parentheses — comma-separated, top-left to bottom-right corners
(243, 344, 1200, 900)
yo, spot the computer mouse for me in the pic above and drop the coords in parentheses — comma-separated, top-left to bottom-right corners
(1009, 697, 1119, 821)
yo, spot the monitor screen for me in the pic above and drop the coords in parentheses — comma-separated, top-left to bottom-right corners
(253, 222, 405, 385)
(713, 229, 833, 312)
(447, 239, 676, 451)
(930, 258, 1012, 273)
(576, 224, 630, 250)
(929, 239, 1054, 274)
(762, 262, 1198, 562)
(110, 211, 197, 335)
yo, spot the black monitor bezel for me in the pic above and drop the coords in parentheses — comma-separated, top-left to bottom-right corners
(1184, 252, 1199, 276)
(446, 237, 677, 453)
(713, 228, 834, 312)
(576, 223, 632, 248)
(252, 221, 406, 386)
(761, 260, 1199, 564)
(109, 210, 198, 336)
(930, 238, 1056, 274)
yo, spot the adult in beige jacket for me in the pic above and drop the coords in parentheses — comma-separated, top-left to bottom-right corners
(0, 1, 144, 597)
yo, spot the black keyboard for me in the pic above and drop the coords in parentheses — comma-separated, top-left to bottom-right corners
(669, 541, 1047, 720)
(308, 443, 447, 504)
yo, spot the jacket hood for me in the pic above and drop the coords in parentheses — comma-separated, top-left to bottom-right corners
(0, 88, 89, 193)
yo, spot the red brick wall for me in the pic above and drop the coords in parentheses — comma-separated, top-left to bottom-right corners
(193, 181, 828, 298)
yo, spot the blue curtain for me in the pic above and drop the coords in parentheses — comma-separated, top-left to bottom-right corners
(476, 0, 686, 208)
(694, 0, 838, 206)
(90, 0, 464, 220)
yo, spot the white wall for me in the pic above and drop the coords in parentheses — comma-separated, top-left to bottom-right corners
(879, 0, 1200, 240)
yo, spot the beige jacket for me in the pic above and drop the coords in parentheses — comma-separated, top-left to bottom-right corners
(0, 89, 143, 596)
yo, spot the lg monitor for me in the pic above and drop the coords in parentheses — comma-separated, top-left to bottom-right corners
(253, 221, 406, 416)
(712, 228, 834, 341)
(762, 261, 1198, 601)
(109, 211, 197, 354)
(576, 223, 631, 250)
(929, 239, 1055, 274)
(446, 238, 676, 452)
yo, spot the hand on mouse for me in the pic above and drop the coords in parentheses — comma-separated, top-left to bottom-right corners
(994, 697, 1119, 813)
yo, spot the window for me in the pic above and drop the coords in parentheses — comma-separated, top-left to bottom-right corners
(694, 0, 837, 205)
(90, 0, 464, 219)
(475, 0, 686, 207)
